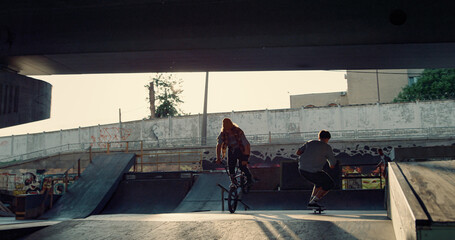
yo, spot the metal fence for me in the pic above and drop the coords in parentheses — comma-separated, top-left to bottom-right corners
(1, 127, 454, 163)
(134, 151, 203, 172)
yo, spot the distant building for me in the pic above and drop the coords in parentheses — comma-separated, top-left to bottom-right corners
(290, 69, 424, 108)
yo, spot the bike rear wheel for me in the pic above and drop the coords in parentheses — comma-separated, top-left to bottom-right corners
(227, 187, 238, 213)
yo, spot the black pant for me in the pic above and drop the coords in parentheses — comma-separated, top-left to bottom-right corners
(228, 148, 252, 181)
(299, 169, 334, 191)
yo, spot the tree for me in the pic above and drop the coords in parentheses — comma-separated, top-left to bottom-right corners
(394, 68, 455, 102)
(145, 73, 184, 118)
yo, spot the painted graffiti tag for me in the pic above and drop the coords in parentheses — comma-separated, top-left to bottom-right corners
(90, 127, 132, 147)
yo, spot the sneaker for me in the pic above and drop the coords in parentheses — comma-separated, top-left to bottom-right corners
(307, 202, 323, 208)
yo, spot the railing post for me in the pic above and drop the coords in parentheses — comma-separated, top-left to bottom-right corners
(78, 159, 81, 178)
(141, 141, 143, 172)
(64, 172, 68, 193)
(107, 142, 110, 154)
(50, 180, 54, 209)
(221, 188, 224, 211)
(156, 153, 159, 171)
(126, 142, 129, 152)
(89, 146, 92, 163)
(199, 152, 204, 172)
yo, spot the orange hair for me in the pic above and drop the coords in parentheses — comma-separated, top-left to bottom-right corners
(221, 118, 238, 132)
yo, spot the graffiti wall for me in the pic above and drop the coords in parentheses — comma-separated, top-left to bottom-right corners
(0, 170, 77, 195)
(202, 142, 391, 169)
(90, 127, 132, 148)
(200, 139, 450, 190)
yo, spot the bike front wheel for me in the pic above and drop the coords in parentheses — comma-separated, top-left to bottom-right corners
(227, 187, 238, 213)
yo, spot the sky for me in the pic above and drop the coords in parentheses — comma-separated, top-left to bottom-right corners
(0, 70, 347, 137)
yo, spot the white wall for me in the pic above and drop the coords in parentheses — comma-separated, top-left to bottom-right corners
(1, 100, 454, 160)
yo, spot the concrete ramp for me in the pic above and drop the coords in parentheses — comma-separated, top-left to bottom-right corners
(101, 178, 193, 214)
(174, 172, 230, 212)
(22, 211, 395, 240)
(40, 153, 136, 220)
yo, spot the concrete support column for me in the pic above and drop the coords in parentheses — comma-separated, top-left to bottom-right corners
(43, 131, 47, 155)
(376, 103, 382, 129)
(415, 101, 423, 128)
(26, 133, 29, 155)
(168, 116, 172, 138)
(98, 124, 101, 144)
(201, 72, 209, 145)
(300, 107, 306, 132)
(197, 113, 201, 139)
(10, 135, 14, 156)
(338, 105, 344, 131)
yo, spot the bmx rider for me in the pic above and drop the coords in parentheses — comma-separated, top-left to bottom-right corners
(216, 118, 253, 187)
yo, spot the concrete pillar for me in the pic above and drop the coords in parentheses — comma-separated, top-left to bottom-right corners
(198, 113, 201, 139)
(415, 101, 422, 128)
(98, 124, 101, 143)
(376, 103, 382, 129)
(26, 133, 29, 155)
(168, 116, 172, 138)
(201, 72, 209, 145)
(78, 127, 81, 144)
(338, 105, 344, 131)
(43, 131, 46, 155)
(300, 107, 305, 132)
(10, 135, 14, 156)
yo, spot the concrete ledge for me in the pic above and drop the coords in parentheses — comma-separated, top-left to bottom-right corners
(388, 162, 429, 240)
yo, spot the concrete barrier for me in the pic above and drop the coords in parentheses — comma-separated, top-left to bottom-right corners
(388, 162, 429, 240)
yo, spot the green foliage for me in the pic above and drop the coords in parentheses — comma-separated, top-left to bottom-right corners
(145, 73, 184, 118)
(394, 69, 455, 102)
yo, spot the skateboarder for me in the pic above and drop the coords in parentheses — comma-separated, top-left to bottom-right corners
(216, 118, 253, 186)
(296, 130, 337, 209)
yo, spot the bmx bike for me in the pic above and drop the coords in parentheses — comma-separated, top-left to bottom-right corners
(218, 160, 250, 213)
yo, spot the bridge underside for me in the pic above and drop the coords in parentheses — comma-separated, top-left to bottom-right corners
(1, 1, 455, 75)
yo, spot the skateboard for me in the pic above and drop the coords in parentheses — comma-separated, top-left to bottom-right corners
(308, 206, 326, 214)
